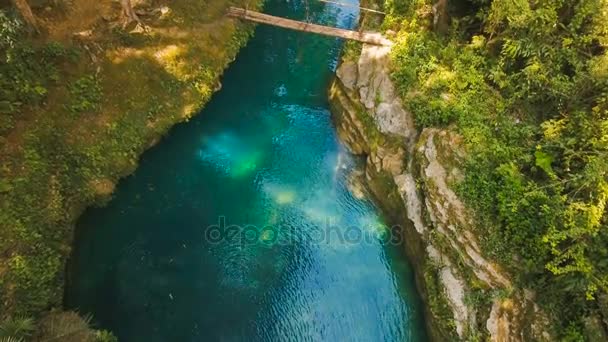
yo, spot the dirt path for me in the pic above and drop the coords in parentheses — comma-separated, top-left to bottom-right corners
(41, 0, 114, 41)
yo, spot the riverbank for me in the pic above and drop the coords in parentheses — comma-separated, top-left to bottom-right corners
(0, 0, 261, 330)
(330, 0, 608, 340)
(330, 44, 547, 341)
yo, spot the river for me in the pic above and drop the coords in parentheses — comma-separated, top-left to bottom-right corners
(67, 1, 427, 340)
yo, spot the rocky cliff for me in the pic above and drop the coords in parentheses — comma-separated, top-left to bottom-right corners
(329, 43, 553, 341)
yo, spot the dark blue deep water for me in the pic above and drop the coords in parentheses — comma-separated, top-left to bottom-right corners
(68, 1, 427, 340)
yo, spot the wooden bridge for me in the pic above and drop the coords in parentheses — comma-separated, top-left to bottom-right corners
(227, 7, 392, 46)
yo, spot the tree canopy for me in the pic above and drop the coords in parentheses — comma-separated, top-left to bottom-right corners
(387, 0, 608, 337)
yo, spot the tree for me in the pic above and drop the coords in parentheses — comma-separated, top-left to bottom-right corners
(120, 0, 142, 28)
(432, 0, 448, 34)
(9, 0, 37, 33)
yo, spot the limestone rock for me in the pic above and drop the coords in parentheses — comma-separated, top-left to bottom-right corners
(355, 44, 416, 141)
(336, 60, 358, 91)
(394, 173, 425, 234)
(329, 40, 555, 341)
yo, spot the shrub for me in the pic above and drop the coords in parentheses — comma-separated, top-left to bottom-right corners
(0, 316, 35, 340)
(68, 75, 103, 114)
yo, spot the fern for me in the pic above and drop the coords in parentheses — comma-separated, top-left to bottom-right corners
(0, 316, 34, 340)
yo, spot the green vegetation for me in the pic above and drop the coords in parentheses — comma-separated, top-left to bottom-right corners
(68, 75, 102, 114)
(385, 0, 608, 337)
(0, 0, 260, 330)
(422, 261, 459, 338)
(3, 0, 606, 338)
(0, 316, 35, 340)
(0, 311, 117, 342)
(0, 12, 76, 134)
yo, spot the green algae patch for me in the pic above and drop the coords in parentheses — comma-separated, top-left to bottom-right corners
(0, 0, 262, 319)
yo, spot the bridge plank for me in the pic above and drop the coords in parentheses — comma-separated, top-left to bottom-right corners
(227, 7, 392, 46)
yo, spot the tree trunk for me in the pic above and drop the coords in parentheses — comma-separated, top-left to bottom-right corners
(120, 0, 142, 26)
(432, 0, 449, 34)
(10, 0, 38, 33)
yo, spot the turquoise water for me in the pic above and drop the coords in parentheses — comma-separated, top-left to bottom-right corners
(67, 1, 427, 340)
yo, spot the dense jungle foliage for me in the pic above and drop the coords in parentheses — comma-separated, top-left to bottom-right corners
(384, 0, 608, 337)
